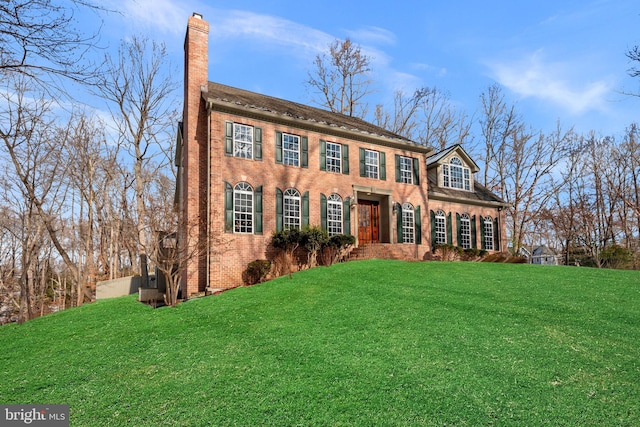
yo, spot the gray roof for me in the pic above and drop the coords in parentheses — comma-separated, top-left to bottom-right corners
(203, 82, 431, 152)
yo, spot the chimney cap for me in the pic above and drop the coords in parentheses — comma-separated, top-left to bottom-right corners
(192, 12, 203, 19)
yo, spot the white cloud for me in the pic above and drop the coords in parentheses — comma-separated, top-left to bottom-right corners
(488, 50, 613, 115)
(101, 0, 192, 35)
(346, 26, 396, 46)
(212, 10, 333, 54)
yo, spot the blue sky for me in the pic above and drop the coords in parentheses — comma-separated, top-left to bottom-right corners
(93, 0, 640, 138)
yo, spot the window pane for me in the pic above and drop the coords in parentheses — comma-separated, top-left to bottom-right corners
(326, 142, 341, 173)
(402, 203, 414, 243)
(284, 188, 301, 229)
(234, 182, 253, 233)
(283, 133, 300, 167)
(328, 194, 343, 235)
(435, 210, 446, 244)
(484, 216, 494, 250)
(365, 149, 379, 179)
(400, 157, 413, 184)
(460, 214, 470, 249)
(233, 124, 253, 159)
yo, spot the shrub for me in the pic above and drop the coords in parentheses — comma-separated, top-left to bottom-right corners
(601, 245, 634, 270)
(301, 226, 329, 269)
(322, 234, 356, 266)
(243, 260, 272, 285)
(433, 244, 463, 261)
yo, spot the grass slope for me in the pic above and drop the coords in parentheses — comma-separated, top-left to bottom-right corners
(1, 260, 639, 426)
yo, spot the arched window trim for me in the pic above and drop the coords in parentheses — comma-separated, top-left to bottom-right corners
(443, 156, 471, 191)
(402, 203, 415, 244)
(460, 213, 471, 249)
(484, 215, 494, 251)
(283, 188, 301, 229)
(327, 193, 343, 236)
(234, 182, 253, 234)
(435, 209, 447, 245)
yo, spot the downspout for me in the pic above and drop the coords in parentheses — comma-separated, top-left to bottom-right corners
(206, 104, 211, 291)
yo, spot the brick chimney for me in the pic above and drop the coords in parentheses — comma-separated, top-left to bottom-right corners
(182, 13, 209, 298)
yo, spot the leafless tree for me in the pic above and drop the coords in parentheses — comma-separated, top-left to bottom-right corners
(0, 0, 107, 93)
(306, 38, 373, 118)
(97, 35, 178, 287)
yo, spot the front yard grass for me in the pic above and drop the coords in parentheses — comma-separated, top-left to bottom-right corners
(1, 260, 639, 425)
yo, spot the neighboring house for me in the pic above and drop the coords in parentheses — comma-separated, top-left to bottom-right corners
(176, 14, 509, 297)
(519, 246, 559, 265)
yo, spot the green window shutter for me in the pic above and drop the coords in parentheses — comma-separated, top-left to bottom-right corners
(397, 204, 404, 243)
(380, 152, 386, 181)
(342, 144, 349, 175)
(415, 206, 422, 244)
(319, 140, 327, 171)
(480, 217, 486, 250)
(430, 210, 436, 247)
(301, 136, 308, 168)
(456, 213, 461, 247)
(447, 213, 452, 244)
(254, 127, 262, 160)
(224, 122, 233, 156)
(343, 197, 351, 235)
(413, 157, 420, 185)
(395, 154, 401, 182)
(302, 191, 309, 226)
(276, 188, 283, 232)
(359, 148, 366, 177)
(494, 217, 500, 251)
(275, 131, 283, 164)
(320, 193, 327, 231)
(471, 215, 477, 249)
(224, 182, 233, 232)
(254, 186, 263, 234)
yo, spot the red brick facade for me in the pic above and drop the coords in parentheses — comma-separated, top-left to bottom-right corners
(179, 14, 508, 297)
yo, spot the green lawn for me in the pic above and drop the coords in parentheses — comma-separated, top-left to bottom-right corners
(1, 260, 639, 426)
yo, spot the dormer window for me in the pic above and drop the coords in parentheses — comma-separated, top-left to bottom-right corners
(443, 157, 471, 191)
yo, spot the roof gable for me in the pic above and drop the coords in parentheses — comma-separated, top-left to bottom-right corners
(426, 144, 479, 173)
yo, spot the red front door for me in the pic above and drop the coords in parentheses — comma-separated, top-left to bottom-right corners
(358, 201, 380, 244)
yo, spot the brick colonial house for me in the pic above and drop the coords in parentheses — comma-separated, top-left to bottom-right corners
(176, 13, 508, 297)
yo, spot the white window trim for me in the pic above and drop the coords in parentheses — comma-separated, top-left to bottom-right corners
(460, 213, 471, 249)
(402, 203, 415, 244)
(283, 188, 301, 229)
(328, 194, 343, 236)
(233, 124, 253, 159)
(233, 182, 253, 234)
(484, 216, 494, 251)
(326, 142, 342, 173)
(365, 149, 379, 179)
(435, 209, 446, 245)
(400, 156, 413, 184)
(283, 133, 300, 167)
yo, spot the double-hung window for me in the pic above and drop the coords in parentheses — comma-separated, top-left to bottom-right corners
(365, 150, 379, 179)
(400, 157, 413, 184)
(233, 124, 253, 159)
(326, 142, 342, 173)
(283, 133, 300, 167)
